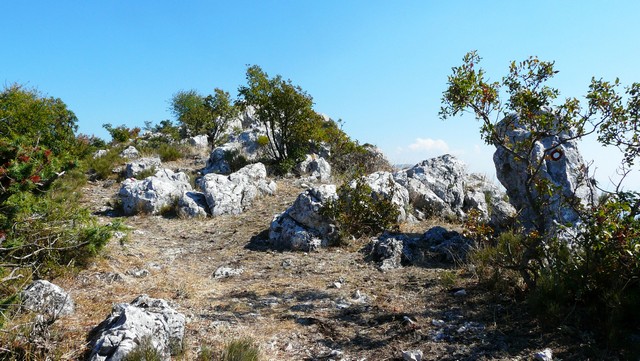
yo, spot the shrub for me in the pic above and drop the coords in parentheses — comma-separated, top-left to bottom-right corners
(224, 149, 249, 173)
(103, 123, 140, 144)
(157, 143, 182, 162)
(321, 176, 400, 246)
(87, 146, 125, 180)
(256, 135, 269, 148)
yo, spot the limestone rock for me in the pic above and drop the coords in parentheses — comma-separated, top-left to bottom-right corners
(88, 295, 186, 361)
(198, 163, 276, 216)
(493, 114, 595, 234)
(463, 173, 516, 229)
(120, 146, 140, 159)
(368, 234, 406, 271)
(296, 154, 332, 182)
(177, 191, 209, 218)
(93, 149, 108, 159)
(125, 157, 161, 178)
(423, 226, 474, 263)
(186, 134, 208, 148)
(395, 154, 466, 218)
(21, 280, 74, 318)
(358, 171, 410, 221)
(269, 185, 337, 251)
(119, 168, 192, 215)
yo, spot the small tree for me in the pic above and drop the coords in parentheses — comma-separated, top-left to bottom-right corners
(441, 52, 640, 348)
(170, 88, 238, 147)
(238, 65, 324, 171)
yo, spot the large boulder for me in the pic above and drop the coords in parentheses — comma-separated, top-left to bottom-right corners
(198, 163, 276, 216)
(394, 154, 466, 218)
(357, 171, 410, 222)
(269, 185, 337, 251)
(88, 295, 186, 361)
(119, 169, 192, 215)
(21, 280, 74, 318)
(125, 157, 162, 178)
(296, 154, 332, 182)
(493, 114, 595, 233)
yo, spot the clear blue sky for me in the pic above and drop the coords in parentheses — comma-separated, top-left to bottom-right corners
(2, 1, 639, 189)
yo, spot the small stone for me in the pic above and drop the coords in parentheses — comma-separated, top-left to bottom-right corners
(533, 348, 553, 361)
(453, 289, 467, 297)
(126, 268, 150, 278)
(431, 319, 446, 327)
(213, 266, 243, 279)
(402, 349, 423, 361)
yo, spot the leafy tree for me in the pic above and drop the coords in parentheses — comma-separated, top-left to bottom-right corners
(442, 52, 640, 350)
(238, 65, 324, 171)
(170, 88, 238, 147)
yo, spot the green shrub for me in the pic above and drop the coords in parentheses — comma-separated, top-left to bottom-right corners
(256, 135, 269, 148)
(157, 143, 182, 162)
(103, 123, 140, 144)
(321, 176, 400, 246)
(87, 146, 125, 180)
(220, 338, 260, 361)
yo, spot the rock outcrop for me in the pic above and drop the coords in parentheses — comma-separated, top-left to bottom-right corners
(88, 295, 186, 361)
(394, 155, 466, 219)
(493, 114, 594, 234)
(21, 280, 74, 318)
(198, 163, 276, 216)
(269, 185, 337, 251)
(125, 157, 162, 178)
(119, 169, 192, 216)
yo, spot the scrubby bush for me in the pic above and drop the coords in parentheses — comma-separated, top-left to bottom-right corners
(321, 176, 400, 246)
(103, 123, 140, 144)
(0, 84, 118, 324)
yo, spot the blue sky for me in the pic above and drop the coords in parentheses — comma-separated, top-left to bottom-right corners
(2, 1, 639, 189)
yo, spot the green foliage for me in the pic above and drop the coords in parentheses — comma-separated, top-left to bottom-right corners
(321, 176, 400, 246)
(238, 65, 324, 172)
(87, 146, 125, 180)
(256, 135, 269, 148)
(156, 143, 182, 162)
(171, 88, 238, 147)
(144, 119, 181, 141)
(103, 123, 140, 144)
(220, 338, 260, 361)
